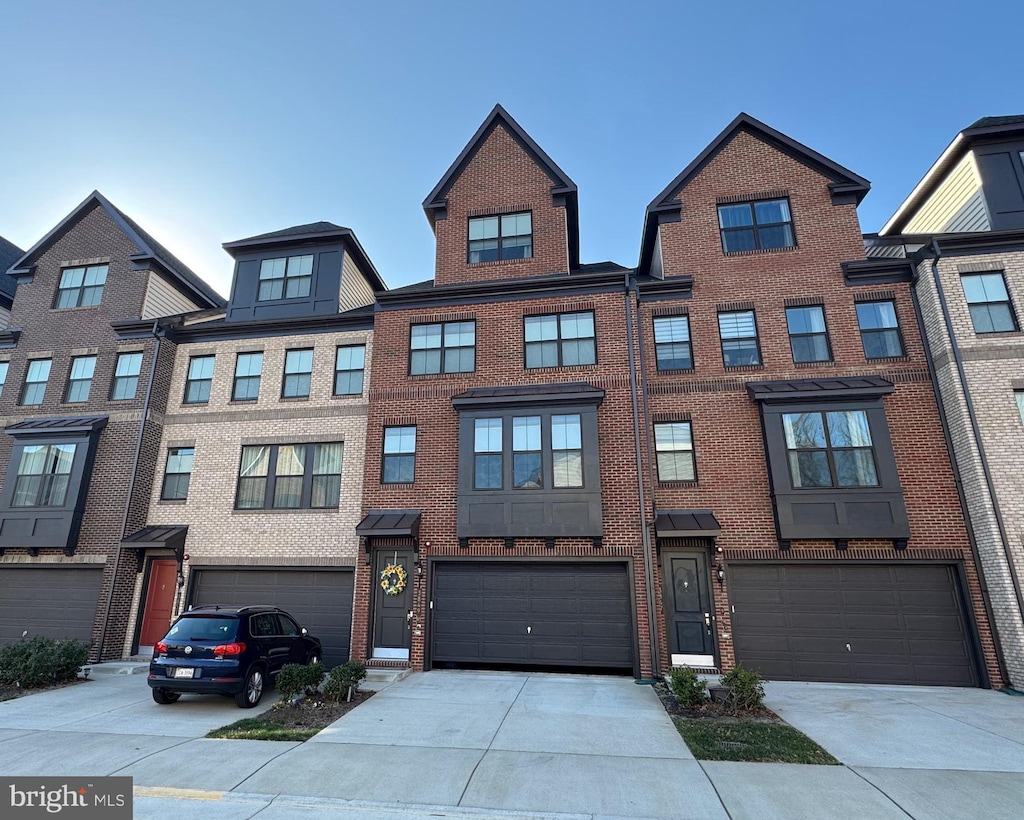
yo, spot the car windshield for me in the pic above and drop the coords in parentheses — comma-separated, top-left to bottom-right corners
(165, 616, 238, 641)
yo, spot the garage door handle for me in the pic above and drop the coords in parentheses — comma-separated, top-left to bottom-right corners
(527, 626, 532, 634)
(846, 643, 851, 652)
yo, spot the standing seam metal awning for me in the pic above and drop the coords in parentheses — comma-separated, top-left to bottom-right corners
(654, 510, 722, 538)
(120, 525, 189, 559)
(355, 510, 421, 538)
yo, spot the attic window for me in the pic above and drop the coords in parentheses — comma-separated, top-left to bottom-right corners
(717, 199, 795, 253)
(55, 265, 107, 308)
(468, 212, 532, 263)
(258, 255, 313, 301)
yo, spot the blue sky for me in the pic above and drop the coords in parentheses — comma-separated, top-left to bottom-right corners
(1, 1, 1020, 297)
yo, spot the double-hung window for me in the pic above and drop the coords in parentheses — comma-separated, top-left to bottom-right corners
(55, 265, 107, 308)
(961, 273, 1017, 333)
(653, 316, 693, 370)
(382, 426, 416, 483)
(718, 311, 760, 366)
(235, 442, 343, 509)
(0, 361, 8, 398)
(717, 199, 794, 253)
(257, 255, 313, 301)
(232, 352, 263, 402)
(1016, 391, 1024, 426)
(282, 349, 313, 398)
(550, 414, 583, 488)
(183, 356, 215, 404)
(334, 345, 365, 395)
(111, 352, 143, 400)
(65, 356, 96, 403)
(525, 312, 596, 368)
(161, 447, 194, 500)
(856, 301, 904, 358)
(410, 321, 475, 375)
(783, 410, 878, 488)
(786, 306, 831, 363)
(20, 359, 51, 406)
(468, 212, 532, 263)
(12, 444, 76, 507)
(473, 418, 503, 489)
(654, 421, 696, 481)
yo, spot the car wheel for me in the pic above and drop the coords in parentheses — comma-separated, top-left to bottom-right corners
(235, 667, 264, 708)
(152, 688, 180, 705)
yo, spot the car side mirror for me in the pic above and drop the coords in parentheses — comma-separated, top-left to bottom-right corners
(301, 627, 308, 635)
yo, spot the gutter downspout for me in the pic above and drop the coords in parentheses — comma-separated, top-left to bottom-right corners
(93, 320, 162, 663)
(624, 273, 661, 679)
(928, 239, 1024, 683)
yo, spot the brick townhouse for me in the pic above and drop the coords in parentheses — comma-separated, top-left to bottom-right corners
(870, 115, 1024, 689)
(0, 192, 223, 660)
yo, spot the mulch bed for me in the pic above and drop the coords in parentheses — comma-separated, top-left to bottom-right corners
(653, 681, 779, 722)
(270, 689, 374, 729)
(0, 677, 91, 703)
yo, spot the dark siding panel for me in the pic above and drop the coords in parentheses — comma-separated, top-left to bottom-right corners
(0, 567, 103, 643)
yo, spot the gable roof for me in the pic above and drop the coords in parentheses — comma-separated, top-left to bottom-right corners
(637, 113, 871, 275)
(422, 104, 580, 269)
(7, 191, 225, 308)
(0, 235, 24, 301)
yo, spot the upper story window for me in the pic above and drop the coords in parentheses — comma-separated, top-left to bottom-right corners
(111, 352, 143, 401)
(184, 355, 215, 404)
(235, 442, 343, 509)
(494, 414, 584, 490)
(468, 212, 532, 263)
(0, 362, 8, 398)
(382, 426, 416, 484)
(410, 321, 475, 375)
(1016, 390, 1024, 426)
(653, 316, 693, 370)
(551, 414, 583, 488)
(20, 359, 51, 406)
(783, 410, 878, 488)
(512, 416, 542, 488)
(473, 418, 502, 489)
(334, 345, 365, 395)
(65, 356, 96, 403)
(654, 421, 695, 482)
(161, 447, 194, 501)
(856, 301, 904, 358)
(961, 272, 1017, 333)
(282, 349, 313, 398)
(232, 352, 263, 402)
(786, 306, 831, 363)
(12, 443, 75, 507)
(717, 199, 794, 253)
(718, 311, 760, 367)
(257, 255, 313, 301)
(55, 265, 107, 308)
(525, 311, 596, 368)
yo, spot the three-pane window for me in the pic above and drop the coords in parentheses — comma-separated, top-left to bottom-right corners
(653, 316, 693, 370)
(856, 301, 904, 358)
(232, 352, 263, 402)
(282, 349, 313, 398)
(468, 212, 532, 263)
(382, 426, 416, 483)
(654, 422, 696, 481)
(786, 306, 831, 363)
(717, 199, 794, 253)
(334, 345, 365, 395)
(525, 312, 596, 368)
(12, 444, 76, 507)
(718, 311, 760, 366)
(410, 321, 475, 375)
(55, 265, 107, 308)
(66, 356, 96, 403)
(20, 359, 51, 406)
(258, 255, 313, 301)
(111, 352, 143, 401)
(161, 447, 194, 500)
(183, 355, 215, 404)
(961, 273, 1017, 333)
(783, 410, 878, 488)
(235, 442, 343, 509)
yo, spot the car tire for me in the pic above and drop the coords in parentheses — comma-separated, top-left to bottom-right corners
(235, 666, 265, 708)
(152, 688, 180, 705)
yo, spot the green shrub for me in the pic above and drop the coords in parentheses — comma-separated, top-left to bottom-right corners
(322, 661, 367, 702)
(0, 636, 90, 688)
(668, 666, 708, 708)
(720, 664, 765, 712)
(275, 661, 325, 701)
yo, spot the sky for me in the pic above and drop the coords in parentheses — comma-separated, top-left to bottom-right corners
(1, 1, 1021, 299)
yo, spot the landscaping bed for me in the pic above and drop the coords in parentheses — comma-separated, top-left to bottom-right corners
(0, 677, 91, 703)
(207, 690, 374, 741)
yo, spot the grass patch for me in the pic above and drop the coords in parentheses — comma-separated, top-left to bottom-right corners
(207, 716, 318, 742)
(673, 716, 839, 764)
(206, 689, 373, 741)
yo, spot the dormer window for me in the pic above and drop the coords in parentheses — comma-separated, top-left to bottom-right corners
(257, 255, 313, 301)
(468, 213, 532, 263)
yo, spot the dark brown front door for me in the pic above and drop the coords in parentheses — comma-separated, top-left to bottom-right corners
(372, 549, 414, 659)
(139, 559, 178, 648)
(663, 552, 715, 663)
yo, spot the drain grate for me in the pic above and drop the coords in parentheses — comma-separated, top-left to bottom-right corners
(718, 741, 748, 750)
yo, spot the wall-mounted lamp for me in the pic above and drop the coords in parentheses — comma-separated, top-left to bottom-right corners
(717, 567, 725, 582)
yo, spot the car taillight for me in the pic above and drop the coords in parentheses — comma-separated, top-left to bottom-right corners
(154, 641, 167, 654)
(212, 642, 245, 658)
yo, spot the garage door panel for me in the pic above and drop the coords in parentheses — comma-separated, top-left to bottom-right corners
(481, 598, 524, 616)
(531, 597, 579, 616)
(0, 568, 103, 644)
(482, 640, 528, 660)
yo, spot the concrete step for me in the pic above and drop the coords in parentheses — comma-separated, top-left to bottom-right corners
(364, 666, 412, 684)
(87, 661, 150, 676)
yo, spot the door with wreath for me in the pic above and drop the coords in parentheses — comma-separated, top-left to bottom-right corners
(372, 549, 414, 660)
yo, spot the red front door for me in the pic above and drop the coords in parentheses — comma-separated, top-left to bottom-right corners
(139, 560, 178, 648)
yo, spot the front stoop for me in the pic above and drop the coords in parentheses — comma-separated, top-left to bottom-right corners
(364, 660, 413, 685)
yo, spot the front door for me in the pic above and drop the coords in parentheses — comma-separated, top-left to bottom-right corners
(372, 549, 414, 660)
(663, 551, 716, 666)
(139, 559, 178, 650)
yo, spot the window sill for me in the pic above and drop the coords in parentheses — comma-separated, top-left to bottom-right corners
(723, 363, 764, 372)
(231, 507, 340, 515)
(182, 401, 210, 407)
(525, 363, 597, 372)
(722, 246, 798, 257)
(380, 482, 414, 487)
(467, 258, 532, 268)
(408, 371, 475, 380)
(50, 305, 101, 312)
(279, 396, 311, 402)
(331, 392, 365, 399)
(865, 354, 909, 363)
(973, 329, 1024, 337)
(659, 480, 699, 488)
(655, 367, 695, 374)
(156, 499, 187, 505)
(229, 399, 260, 406)
(793, 360, 835, 368)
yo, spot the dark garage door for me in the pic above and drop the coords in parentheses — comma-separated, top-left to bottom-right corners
(0, 566, 103, 644)
(191, 568, 353, 668)
(431, 562, 634, 671)
(730, 563, 978, 686)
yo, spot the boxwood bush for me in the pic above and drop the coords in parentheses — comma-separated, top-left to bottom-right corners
(275, 661, 325, 701)
(0, 636, 90, 688)
(322, 661, 366, 702)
